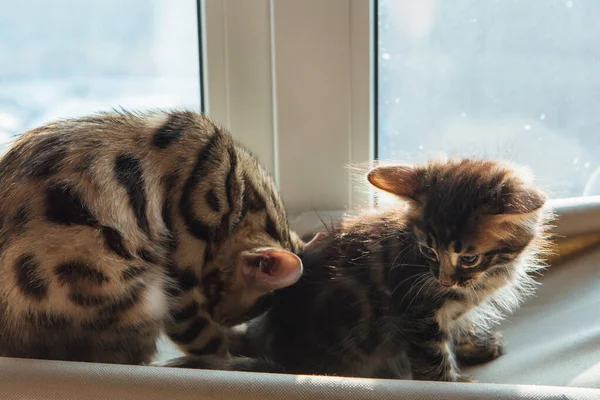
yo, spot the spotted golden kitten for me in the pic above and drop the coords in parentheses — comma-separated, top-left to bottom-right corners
(0, 109, 310, 364)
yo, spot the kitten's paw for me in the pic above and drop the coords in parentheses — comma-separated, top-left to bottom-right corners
(487, 331, 504, 358)
(434, 372, 477, 383)
(455, 331, 504, 366)
(457, 374, 478, 383)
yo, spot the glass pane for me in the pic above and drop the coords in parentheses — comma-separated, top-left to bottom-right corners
(0, 0, 201, 149)
(377, 0, 600, 198)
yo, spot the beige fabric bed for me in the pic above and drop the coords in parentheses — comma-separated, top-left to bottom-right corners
(1, 198, 599, 399)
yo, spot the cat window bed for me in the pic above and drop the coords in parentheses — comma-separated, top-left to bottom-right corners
(1, 198, 600, 399)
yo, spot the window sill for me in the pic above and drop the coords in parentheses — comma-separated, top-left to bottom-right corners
(290, 196, 600, 236)
(0, 356, 596, 399)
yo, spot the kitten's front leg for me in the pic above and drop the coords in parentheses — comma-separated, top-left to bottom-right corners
(453, 328, 504, 367)
(406, 322, 471, 382)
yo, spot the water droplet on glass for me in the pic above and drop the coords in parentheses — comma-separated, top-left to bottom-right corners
(573, 158, 579, 165)
(395, 98, 400, 103)
(566, 0, 574, 8)
(585, 162, 591, 168)
(523, 124, 531, 130)
(382, 53, 391, 60)
(540, 113, 546, 120)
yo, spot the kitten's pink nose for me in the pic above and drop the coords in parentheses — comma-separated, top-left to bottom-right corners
(439, 274, 456, 287)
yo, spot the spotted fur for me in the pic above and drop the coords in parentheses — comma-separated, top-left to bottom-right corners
(161, 158, 553, 382)
(0, 109, 304, 364)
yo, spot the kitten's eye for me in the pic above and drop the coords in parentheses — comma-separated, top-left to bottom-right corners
(459, 255, 480, 268)
(419, 245, 437, 260)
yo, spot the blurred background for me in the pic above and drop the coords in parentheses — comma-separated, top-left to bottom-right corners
(2, 0, 600, 204)
(0, 0, 200, 146)
(378, 0, 600, 199)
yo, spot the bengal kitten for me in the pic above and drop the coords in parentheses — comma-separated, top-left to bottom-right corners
(161, 158, 553, 382)
(0, 109, 310, 365)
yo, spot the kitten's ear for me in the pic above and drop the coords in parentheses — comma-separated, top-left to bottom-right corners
(502, 185, 547, 214)
(367, 165, 421, 200)
(291, 231, 326, 253)
(241, 248, 303, 292)
(302, 232, 327, 252)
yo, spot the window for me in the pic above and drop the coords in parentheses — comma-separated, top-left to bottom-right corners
(378, 0, 600, 199)
(0, 0, 202, 150)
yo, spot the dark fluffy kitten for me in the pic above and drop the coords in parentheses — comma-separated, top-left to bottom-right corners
(160, 159, 553, 382)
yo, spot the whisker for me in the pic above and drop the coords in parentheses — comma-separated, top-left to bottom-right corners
(394, 263, 429, 269)
(391, 272, 427, 298)
(388, 243, 415, 268)
(402, 275, 437, 314)
(394, 272, 432, 310)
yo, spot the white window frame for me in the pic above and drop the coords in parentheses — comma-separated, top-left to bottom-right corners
(200, 0, 600, 236)
(201, 0, 375, 217)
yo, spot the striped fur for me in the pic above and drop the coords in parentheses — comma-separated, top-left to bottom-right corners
(160, 158, 554, 382)
(0, 109, 303, 364)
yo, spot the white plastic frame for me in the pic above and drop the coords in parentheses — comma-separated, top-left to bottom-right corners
(201, 0, 375, 215)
